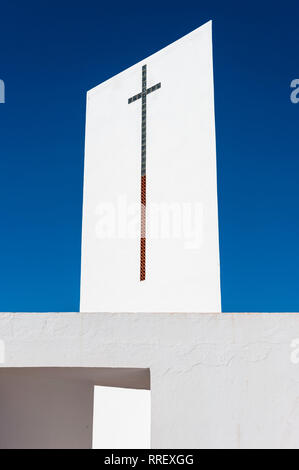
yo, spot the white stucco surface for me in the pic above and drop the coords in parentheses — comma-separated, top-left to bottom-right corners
(81, 21, 221, 313)
(0, 312, 299, 448)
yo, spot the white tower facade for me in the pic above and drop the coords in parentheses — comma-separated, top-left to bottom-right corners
(80, 21, 221, 312)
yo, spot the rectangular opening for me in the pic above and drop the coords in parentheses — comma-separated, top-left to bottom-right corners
(0, 367, 150, 449)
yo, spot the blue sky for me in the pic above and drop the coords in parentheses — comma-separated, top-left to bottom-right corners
(0, 1, 298, 312)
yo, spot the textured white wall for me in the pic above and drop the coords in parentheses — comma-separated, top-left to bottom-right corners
(0, 313, 299, 448)
(81, 21, 221, 313)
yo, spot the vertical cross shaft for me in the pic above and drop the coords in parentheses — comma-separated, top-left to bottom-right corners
(140, 66, 147, 281)
(128, 65, 161, 281)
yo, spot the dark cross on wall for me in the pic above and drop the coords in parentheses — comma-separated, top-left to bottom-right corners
(128, 64, 161, 281)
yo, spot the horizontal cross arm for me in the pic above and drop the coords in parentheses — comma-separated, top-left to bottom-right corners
(128, 82, 161, 103)
(147, 83, 161, 95)
(128, 92, 142, 104)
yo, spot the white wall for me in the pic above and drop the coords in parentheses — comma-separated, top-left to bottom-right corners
(93, 386, 150, 449)
(80, 21, 221, 313)
(1, 313, 299, 448)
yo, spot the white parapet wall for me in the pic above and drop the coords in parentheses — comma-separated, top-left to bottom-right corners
(0, 312, 299, 448)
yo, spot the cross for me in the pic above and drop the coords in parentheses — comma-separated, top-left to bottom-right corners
(128, 64, 161, 281)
